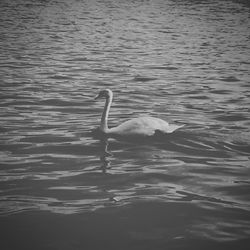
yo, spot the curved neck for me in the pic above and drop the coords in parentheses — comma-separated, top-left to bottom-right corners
(100, 95, 112, 132)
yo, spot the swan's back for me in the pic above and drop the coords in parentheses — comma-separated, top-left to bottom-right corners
(109, 116, 182, 136)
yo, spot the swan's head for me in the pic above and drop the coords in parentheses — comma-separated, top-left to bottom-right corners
(94, 89, 113, 100)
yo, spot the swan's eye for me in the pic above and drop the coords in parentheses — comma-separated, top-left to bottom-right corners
(102, 90, 110, 97)
(95, 89, 111, 100)
(101, 91, 107, 97)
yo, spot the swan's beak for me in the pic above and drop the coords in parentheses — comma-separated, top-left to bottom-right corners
(94, 93, 100, 100)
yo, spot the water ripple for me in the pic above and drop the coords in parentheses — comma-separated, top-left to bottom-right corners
(1, 0, 250, 247)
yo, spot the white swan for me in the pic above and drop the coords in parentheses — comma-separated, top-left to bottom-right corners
(95, 89, 183, 137)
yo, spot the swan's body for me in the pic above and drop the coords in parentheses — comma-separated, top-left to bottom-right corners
(95, 89, 183, 137)
(108, 116, 182, 136)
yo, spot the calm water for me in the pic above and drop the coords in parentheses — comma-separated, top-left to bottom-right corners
(1, 0, 250, 249)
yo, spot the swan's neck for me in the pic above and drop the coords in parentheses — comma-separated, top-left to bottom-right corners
(100, 95, 112, 133)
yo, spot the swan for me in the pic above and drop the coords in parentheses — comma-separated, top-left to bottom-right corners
(94, 89, 183, 137)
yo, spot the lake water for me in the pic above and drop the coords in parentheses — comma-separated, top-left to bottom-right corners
(0, 0, 250, 249)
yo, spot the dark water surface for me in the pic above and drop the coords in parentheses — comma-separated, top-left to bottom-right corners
(1, 0, 250, 249)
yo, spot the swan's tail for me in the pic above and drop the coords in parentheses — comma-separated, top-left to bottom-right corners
(160, 124, 185, 134)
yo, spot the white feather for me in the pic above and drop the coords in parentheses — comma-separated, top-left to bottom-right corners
(95, 89, 183, 137)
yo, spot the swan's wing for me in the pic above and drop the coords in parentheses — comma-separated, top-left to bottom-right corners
(109, 117, 184, 136)
(109, 118, 155, 136)
(140, 117, 184, 134)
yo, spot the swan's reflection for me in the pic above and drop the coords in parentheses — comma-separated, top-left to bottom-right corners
(99, 138, 113, 173)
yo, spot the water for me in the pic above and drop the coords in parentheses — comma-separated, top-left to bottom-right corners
(1, 0, 250, 249)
